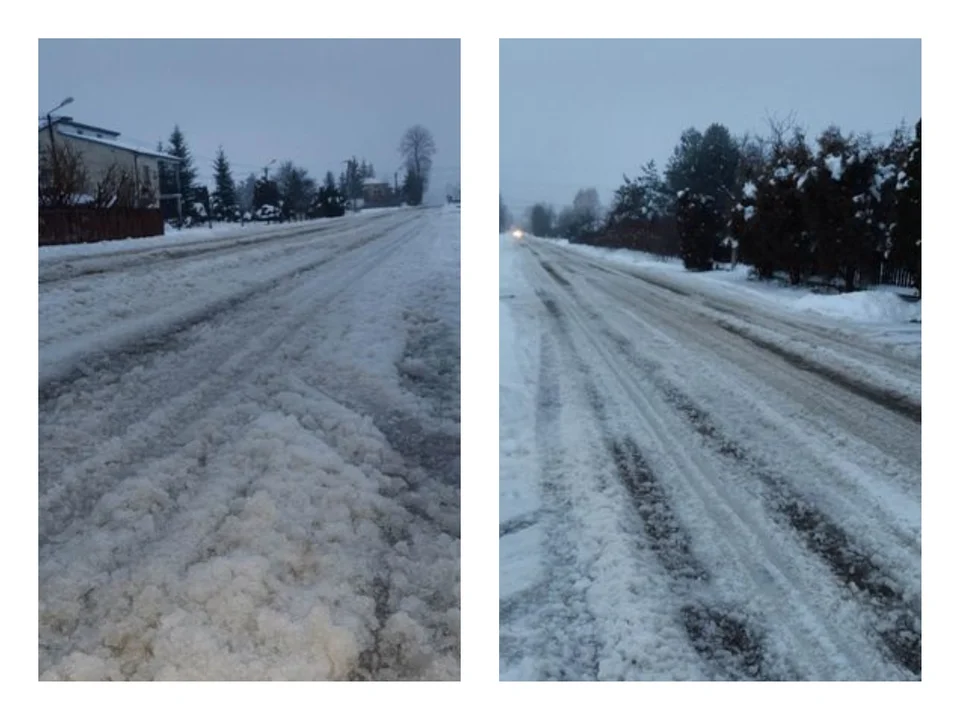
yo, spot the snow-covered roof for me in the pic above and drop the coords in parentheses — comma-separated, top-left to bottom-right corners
(39, 115, 120, 138)
(363, 178, 389, 186)
(54, 126, 182, 163)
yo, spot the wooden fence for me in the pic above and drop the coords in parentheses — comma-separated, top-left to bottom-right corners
(39, 208, 164, 246)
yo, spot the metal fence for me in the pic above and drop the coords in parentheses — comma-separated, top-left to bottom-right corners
(39, 208, 165, 246)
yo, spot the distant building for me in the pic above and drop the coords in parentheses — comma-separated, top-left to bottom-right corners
(39, 116, 180, 209)
(362, 178, 393, 205)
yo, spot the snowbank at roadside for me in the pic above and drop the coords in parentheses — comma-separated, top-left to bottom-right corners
(39, 207, 407, 262)
(544, 238, 920, 328)
(792, 290, 920, 324)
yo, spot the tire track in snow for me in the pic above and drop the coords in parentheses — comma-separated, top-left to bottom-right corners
(40, 220, 423, 543)
(536, 284, 784, 680)
(499, 328, 600, 680)
(39, 223, 408, 399)
(714, 319, 921, 422)
(533, 331, 600, 680)
(659, 382, 921, 677)
(549, 244, 920, 423)
(40, 211, 459, 680)
(38, 214, 403, 285)
(548, 265, 920, 679)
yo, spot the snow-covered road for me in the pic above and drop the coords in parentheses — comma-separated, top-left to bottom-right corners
(39, 208, 460, 680)
(500, 234, 920, 681)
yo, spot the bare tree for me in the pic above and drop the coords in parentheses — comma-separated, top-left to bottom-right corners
(89, 163, 138, 209)
(764, 110, 799, 152)
(399, 125, 437, 196)
(38, 142, 89, 208)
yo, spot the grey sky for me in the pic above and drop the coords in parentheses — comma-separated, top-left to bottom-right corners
(500, 39, 920, 218)
(40, 39, 460, 203)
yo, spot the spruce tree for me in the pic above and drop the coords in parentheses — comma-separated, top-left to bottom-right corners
(892, 120, 921, 295)
(403, 167, 425, 206)
(211, 146, 237, 221)
(165, 125, 198, 214)
(309, 171, 347, 218)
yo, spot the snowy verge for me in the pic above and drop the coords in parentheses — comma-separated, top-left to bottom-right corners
(542, 238, 920, 331)
(39, 207, 408, 263)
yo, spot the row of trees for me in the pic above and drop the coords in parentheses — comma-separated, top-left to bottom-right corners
(167, 123, 436, 224)
(39, 122, 439, 227)
(516, 116, 921, 295)
(157, 127, 370, 224)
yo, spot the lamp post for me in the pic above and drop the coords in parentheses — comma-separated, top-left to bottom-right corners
(343, 159, 360, 213)
(262, 158, 276, 182)
(43, 97, 74, 198)
(44, 96, 74, 153)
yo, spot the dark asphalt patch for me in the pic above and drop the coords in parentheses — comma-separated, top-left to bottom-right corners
(681, 603, 779, 681)
(608, 437, 708, 583)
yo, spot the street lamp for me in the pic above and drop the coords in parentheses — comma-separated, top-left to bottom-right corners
(44, 96, 74, 150)
(262, 158, 276, 181)
(343, 159, 360, 212)
(43, 97, 74, 198)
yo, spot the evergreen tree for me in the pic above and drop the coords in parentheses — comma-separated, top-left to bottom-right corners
(253, 177, 281, 215)
(338, 157, 365, 209)
(165, 125, 198, 217)
(666, 123, 740, 263)
(275, 161, 315, 220)
(676, 190, 721, 271)
(309, 171, 347, 218)
(211, 146, 238, 221)
(528, 203, 555, 237)
(402, 167, 425, 206)
(190, 185, 211, 225)
(891, 119, 921, 295)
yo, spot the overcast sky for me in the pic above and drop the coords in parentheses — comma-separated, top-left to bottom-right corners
(40, 39, 460, 203)
(500, 39, 920, 218)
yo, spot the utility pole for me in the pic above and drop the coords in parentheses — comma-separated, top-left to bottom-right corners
(132, 153, 140, 208)
(343, 159, 357, 213)
(174, 163, 183, 229)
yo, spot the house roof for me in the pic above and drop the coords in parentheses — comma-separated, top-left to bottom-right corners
(39, 115, 120, 138)
(50, 125, 182, 163)
(363, 178, 390, 186)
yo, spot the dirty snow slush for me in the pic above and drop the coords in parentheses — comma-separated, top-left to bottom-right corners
(499, 233, 920, 681)
(39, 208, 460, 680)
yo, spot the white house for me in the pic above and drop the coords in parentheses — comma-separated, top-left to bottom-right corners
(39, 116, 181, 208)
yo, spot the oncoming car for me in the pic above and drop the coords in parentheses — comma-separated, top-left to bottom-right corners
(511, 228, 524, 240)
